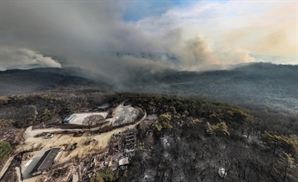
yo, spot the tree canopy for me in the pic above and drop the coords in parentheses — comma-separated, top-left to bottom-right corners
(0, 141, 12, 162)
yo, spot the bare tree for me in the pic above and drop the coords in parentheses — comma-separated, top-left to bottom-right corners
(83, 115, 104, 140)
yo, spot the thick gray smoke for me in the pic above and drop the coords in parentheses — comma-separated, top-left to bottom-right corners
(0, 1, 257, 77)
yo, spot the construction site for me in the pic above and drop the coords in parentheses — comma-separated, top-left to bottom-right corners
(0, 101, 149, 182)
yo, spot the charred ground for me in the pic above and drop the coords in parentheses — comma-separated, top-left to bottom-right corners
(0, 92, 297, 182)
(114, 93, 298, 182)
(0, 62, 297, 182)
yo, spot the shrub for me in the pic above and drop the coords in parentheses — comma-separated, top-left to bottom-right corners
(0, 141, 12, 162)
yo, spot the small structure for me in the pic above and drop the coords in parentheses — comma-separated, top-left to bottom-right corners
(124, 129, 136, 149)
(63, 114, 76, 124)
(118, 157, 129, 166)
(30, 148, 61, 176)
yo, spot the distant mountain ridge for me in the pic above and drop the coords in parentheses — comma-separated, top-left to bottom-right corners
(0, 67, 97, 96)
(110, 62, 298, 113)
(0, 63, 297, 113)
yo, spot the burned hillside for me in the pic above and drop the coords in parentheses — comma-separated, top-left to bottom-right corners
(0, 92, 297, 182)
(114, 93, 298, 182)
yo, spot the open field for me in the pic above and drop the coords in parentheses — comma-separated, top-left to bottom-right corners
(68, 112, 108, 125)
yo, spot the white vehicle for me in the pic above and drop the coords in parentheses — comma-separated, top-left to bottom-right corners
(45, 134, 54, 139)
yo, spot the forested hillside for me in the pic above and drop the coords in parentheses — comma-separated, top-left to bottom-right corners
(0, 68, 97, 96)
(124, 63, 298, 114)
(1, 63, 297, 114)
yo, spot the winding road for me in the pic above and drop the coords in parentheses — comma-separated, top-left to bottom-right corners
(24, 103, 147, 143)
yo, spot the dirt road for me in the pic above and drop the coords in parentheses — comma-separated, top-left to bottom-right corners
(22, 104, 147, 161)
(0, 155, 15, 180)
(24, 103, 147, 142)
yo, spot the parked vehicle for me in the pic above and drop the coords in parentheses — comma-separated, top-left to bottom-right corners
(45, 134, 54, 139)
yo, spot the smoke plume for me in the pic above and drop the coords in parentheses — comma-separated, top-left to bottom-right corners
(0, 46, 61, 70)
(0, 0, 295, 76)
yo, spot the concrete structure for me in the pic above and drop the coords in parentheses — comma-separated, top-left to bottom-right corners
(30, 148, 60, 176)
(63, 114, 76, 123)
(118, 157, 129, 166)
(124, 129, 136, 150)
(65, 112, 108, 125)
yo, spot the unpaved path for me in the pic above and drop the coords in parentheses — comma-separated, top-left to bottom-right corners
(22, 104, 147, 162)
(18, 106, 147, 182)
(24, 103, 145, 142)
(0, 155, 15, 180)
(15, 167, 22, 182)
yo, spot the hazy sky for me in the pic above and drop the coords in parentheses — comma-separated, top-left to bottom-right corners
(0, 0, 297, 73)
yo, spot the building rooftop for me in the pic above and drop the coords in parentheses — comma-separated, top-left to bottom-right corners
(30, 148, 60, 175)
